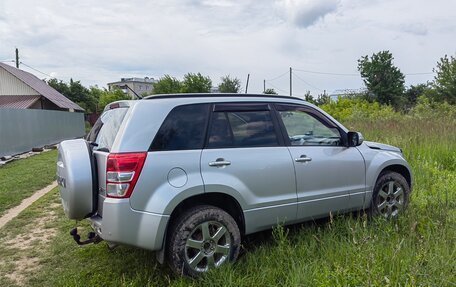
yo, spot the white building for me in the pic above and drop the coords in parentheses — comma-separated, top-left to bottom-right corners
(107, 77, 157, 99)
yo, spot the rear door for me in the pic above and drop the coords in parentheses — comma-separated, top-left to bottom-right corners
(87, 106, 130, 216)
(275, 104, 365, 220)
(200, 103, 297, 234)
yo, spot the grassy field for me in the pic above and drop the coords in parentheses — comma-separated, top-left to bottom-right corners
(0, 150, 57, 216)
(0, 116, 455, 286)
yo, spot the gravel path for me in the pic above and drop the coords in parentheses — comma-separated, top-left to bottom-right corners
(0, 181, 57, 229)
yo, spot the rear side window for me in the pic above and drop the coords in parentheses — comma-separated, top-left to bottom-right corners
(150, 104, 210, 151)
(87, 108, 128, 151)
(208, 110, 279, 148)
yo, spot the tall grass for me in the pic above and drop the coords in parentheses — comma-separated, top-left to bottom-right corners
(3, 102, 455, 286)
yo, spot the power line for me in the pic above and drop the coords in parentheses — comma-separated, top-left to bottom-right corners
(19, 62, 55, 78)
(405, 72, 434, 75)
(0, 59, 14, 63)
(294, 68, 434, 76)
(265, 81, 288, 94)
(265, 70, 289, 81)
(292, 71, 324, 92)
(294, 68, 359, 76)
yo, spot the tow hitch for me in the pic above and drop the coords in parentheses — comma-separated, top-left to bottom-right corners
(70, 228, 102, 245)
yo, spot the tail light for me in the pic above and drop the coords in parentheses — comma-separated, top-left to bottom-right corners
(106, 152, 147, 198)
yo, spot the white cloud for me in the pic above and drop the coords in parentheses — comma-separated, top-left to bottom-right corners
(276, 0, 340, 28)
(399, 22, 428, 36)
(0, 0, 455, 96)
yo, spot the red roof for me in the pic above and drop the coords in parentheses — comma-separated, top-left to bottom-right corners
(0, 95, 41, 109)
(0, 63, 84, 111)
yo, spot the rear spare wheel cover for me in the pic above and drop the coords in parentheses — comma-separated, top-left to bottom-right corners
(57, 139, 94, 220)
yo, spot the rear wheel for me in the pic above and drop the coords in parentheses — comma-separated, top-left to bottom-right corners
(370, 171, 410, 218)
(167, 205, 241, 277)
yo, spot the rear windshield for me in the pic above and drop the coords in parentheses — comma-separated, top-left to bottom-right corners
(87, 108, 128, 151)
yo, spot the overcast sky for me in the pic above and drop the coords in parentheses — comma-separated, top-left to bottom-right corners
(1, 0, 455, 97)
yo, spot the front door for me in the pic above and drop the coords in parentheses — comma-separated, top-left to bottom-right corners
(275, 104, 365, 221)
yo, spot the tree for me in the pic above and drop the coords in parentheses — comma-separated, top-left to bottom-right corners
(358, 51, 405, 109)
(88, 86, 104, 113)
(315, 91, 331, 105)
(152, 75, 182, 94)
(218, 75, 241, 93)
(263, 88, 278, 95)
(180, 73, 212, 93)
(47, 78, 70, 96)
(433, 54, 456, 104)
(98, 89, 131, 110)
(404, 83, 432, 111)
(47, 78, 96, 113)
(303, 91, 316, 104)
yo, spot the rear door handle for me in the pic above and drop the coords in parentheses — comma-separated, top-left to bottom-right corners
(295, 155, 312, 163)
(209, 158, 231, 167)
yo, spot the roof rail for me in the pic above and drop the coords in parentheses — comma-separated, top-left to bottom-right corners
(143, 93, 304, 101)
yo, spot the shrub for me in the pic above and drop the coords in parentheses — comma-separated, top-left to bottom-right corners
(319, 97, 397, 122)
(409, 96, 456, 120)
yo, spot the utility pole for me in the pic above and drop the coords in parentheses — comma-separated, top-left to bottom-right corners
(289, 67, 292, 96)
(263, 79, 266, 93)
(15, 48, 19, 68)
(245, 74, 250, 93)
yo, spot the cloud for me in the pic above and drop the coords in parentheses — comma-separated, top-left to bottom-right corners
(276, 0, 340, 28)
(0, 0, 454, 96)
(400, 22, 428, 36)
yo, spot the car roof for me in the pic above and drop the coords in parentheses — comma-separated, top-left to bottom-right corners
(106, 93, 311, 112)
(144, 93, 305, 102)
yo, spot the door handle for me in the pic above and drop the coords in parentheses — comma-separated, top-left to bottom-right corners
(208, 158, 231, 167)
(295, 155, 312, 163)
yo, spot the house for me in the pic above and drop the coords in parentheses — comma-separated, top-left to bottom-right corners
(0, 63, 84, 112)
(107, 77, 157, 99)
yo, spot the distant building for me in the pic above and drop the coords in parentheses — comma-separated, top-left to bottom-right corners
(210, 86, 220, 93)
(107, 77, 157, 99)
(329, 88, 367, 101)
(0, 63, 83, 112)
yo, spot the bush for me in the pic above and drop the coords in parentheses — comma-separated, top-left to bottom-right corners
(409, 96, 456, 120)
(319, 97, 398, 122)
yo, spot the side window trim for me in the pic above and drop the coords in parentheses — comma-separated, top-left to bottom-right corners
(204, 102, 285, 149)
(273, 103, 347, 147)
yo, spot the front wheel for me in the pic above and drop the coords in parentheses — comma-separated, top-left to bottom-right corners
(167, 205, 241, 277)
(370, 171, 410, 218)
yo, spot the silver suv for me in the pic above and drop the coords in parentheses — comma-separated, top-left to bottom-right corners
(57, 94, 412, 277)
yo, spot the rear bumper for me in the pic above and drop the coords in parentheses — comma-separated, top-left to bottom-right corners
(89, 198, 169, 251)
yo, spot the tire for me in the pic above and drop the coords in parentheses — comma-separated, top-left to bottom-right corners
(167, 205, 241, 277)
(369, 171, 410, 218)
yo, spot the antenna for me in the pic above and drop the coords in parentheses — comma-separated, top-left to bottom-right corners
(15, 48, 19, 68)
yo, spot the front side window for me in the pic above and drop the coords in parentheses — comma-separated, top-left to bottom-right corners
(208, 109, 279, 148)
(277, 106, 341, 146)
(150, 104, 210, 151)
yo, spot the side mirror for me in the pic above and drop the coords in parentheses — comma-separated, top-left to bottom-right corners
(347, 131, 364, 147)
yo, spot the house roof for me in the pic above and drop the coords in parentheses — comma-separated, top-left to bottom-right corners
(0, 95, 41, 109)
(0, 63, 84, 111)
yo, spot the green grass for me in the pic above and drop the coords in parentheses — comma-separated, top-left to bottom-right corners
(1, 116, 455, 286)
(0, 150, 57, 216)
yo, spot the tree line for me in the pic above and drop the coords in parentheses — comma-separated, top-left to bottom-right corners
(336, 51, 455, 111)
(48, 51, 456, 113)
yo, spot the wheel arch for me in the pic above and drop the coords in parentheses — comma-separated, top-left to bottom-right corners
(364, 158, 412, 209)
(379, 164, 412, 189)
(156, 192, 246, 264)
(167, 192, 246, 236)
